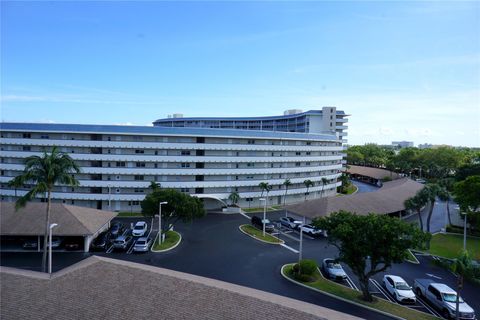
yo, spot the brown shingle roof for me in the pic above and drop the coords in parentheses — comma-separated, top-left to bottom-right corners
(347, 165, 400, 180)
(0, 256, 361, 320)
(286, 178, 424, 219)
(0, 202, 117, 236)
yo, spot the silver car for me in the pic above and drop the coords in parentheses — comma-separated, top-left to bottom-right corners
(133, 237, 152, 253)
(112, 235, 133, 250)
(322, 258, 347, 281)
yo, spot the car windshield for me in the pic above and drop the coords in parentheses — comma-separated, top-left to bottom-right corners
(114, 240, 124, 244)
(327, 262, 342, 269)
(134, 225, 143, 230)
(395, 282, 411, 290)
(443, 293, 463, 303)
(136, 240, 145, 245)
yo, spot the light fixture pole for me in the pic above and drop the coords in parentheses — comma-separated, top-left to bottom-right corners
(48, 223, 59, 275)
(299, 216, 305, 262)
(259, 198, 266, 237)
(158, 201, 168, 245)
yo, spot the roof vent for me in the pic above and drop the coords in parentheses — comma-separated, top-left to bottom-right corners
(171, 113, 183, 118)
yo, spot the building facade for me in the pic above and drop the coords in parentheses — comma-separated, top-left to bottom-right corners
(0, 108, 348, 212)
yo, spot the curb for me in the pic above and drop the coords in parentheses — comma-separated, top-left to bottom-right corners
(405, 249, 420, 264)
(280, 264, 407, 320)
(150, 231, 182, 253)
(239, 225, 285, 245)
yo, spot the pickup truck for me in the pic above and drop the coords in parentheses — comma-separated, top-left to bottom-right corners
(413, 279, 476, 319)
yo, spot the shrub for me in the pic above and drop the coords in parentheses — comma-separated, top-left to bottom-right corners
(292, 263, 300, 274)
(298, 259, 318, 276)
(294, 273, 314, 282)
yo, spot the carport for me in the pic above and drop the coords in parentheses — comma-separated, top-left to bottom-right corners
(0, 202, 117, 252)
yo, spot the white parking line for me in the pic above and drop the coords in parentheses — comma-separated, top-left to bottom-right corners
(417, 297, 443, 318)
(145, 217, 154, 239)
(370, 279, 395, 303)
(105, 245, 114, 254)
(239, 212, 251, 219)
(280, 243, 299, 253)
(345, 274, 359, 291)
(126, 240, 136, 254)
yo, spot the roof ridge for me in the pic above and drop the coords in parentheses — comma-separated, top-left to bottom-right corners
(61, 204, 93, 234)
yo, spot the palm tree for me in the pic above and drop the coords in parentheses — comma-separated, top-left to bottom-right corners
(303, 179, 314, 201)
(321, 177, 329, 197)
(149, 181, 161, 192)
(404, 193, 427, 231)
(258, 182, 271, 207)
(439, 178, 454, 226)
(8, 147, 80, 272)
(339, 173, 350, 193)
(421, 183, 443, 233)
(283, 179, 292, 217)
(228, 191, 240, 206)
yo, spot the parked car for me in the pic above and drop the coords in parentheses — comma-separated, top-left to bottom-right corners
(383, 275, 416, 304)
(280, 217, 302, 229)
(133, 237, 152, 253)
(22, 239, 38, 250)
(112, 235, 133, 251)
(90, 232, 112, 251)
(322, 258, 347, 281)
(413, 279, 476, 319)
(64, 239, 81, 251)
(251, 216, 275, 233)
(110, 222, 125, 237)
(50, 237, 63, 249)
(299, 224, 324, 237)
(132, 221, 148, 237)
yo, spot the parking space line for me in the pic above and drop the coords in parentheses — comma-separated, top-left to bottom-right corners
(280, 243, 299, 253)
(126, 240, 136, 254)
(417, 297, 443, 318)
(105, 245, 114, 254)
(276, 230, 301, 242)
(239, 212, 250, 219)
(145, 217, 154, 239)
(370, 279, 395, 303)
(345, 274, 359, 291)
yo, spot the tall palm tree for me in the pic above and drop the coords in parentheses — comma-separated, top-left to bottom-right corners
(303, 179, 314, 201)
(421, 183, 443, 233)
(404, 193, 427, 231)
(439, 178, 454, 226)
(228, 191, 240, 206)
(321, 177, 329, 197)
(283, 179, 292, 217)
(8, 147, 80, 272)
(149, 181, 161, 192)
(258, 182, 271, 207)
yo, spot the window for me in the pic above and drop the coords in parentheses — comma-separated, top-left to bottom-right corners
(295, 162, 301, 167)
(306, 162, 311, 166)
(136, 162, 145, 168)
(107, 136, 111, 141)
(23, 146, 31, 151)
(116, 162, 126, 167)
(306, 152, 311, 155)
(181, 150, 191, 156)
(40, 135, 49, 139)
(247, 163, 254, 167)
(306, 142, 311, 146)
(135, 149, 144, 154)
(295, 152, 301, 156)
(154, 150, 158, 155)
(181, 163, 190, 168)
(116, 176, 120, 180)
(23, 133, 31, 138)
(154, 163, 158, 168)
(330, 115, 333, 120)
(134, 188, 144, 193)
(235, 175, 239, 180)
(116, 189, 120, 193)
(134, 175, 144, 181)
(0, 170, 4, 176)
(180, 188, 190, 193)
(108, 162, 111, 167)
(128, 201, 140, 206)
(247, 139, 255, 144)
(108, 149, 111, 154)
(71, 200, 75, 205)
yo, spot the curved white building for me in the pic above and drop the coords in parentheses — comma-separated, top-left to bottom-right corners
(0, 108, 348, 211)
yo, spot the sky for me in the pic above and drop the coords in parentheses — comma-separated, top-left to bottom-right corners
(1, 1, 479, 147)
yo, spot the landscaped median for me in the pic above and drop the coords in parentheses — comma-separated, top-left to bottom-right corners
(239, 225, 284, 244)
(281, 263, 437, 320)
(151, 230, 182, 252)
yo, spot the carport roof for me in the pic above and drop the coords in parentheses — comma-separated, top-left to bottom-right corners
(0, 256, 360, 320)
(0, 202, 117, 236)
(285, 178, 424, 219)
(346, 165, 400, 180)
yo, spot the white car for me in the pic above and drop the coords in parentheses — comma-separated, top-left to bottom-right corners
(299, 224, 324, 237)
(132, 221, 148, 237)
(133, 237, 152, 253)
(383, 275, 416, 304)
(279, 217, 302, 229)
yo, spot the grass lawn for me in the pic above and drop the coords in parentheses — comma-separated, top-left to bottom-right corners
(243, 207, 280, 213)
(282, 264, 437, 320)
(240, 225, 282, 244)
(428, 233, 480, 260)
(405, 249, 419, 264)
(151, 230, 181, 251)
(337, 184, 358, 196)
(116, 211, 143, 217)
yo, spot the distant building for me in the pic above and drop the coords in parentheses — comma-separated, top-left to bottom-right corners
(418, 143, 433, 149)
(391, 141, 414, 148)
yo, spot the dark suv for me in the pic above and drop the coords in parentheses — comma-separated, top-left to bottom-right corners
(251, 216, 275, 233)
(91, 231, 112, 251)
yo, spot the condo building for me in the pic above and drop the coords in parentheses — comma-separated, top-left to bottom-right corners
(0, 107, 348, 212)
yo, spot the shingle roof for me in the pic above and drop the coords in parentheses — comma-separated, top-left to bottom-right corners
(0, 202, 117, 236)
(0, 256, 360, 320)
(346, 165, 400, 180)
(286, 178, 424, 219)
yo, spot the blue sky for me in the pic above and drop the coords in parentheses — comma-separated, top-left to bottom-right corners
(1, 1, 479, 147)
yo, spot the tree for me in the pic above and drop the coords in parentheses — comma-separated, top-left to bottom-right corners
(149, 181, 161, 191)
(439, 178, 454, 226)
(451, 251, 472, 320)
(455, 164, 480, 182)
(321, 177, 329, 197)
(258, 182, 272, 206)
(404, 193, 428, 231)
(228, 191, 240, 206)
(303, 179, 314, 201)
(283, 179, 292, 217)
(420, 183, 444, 233)
(313, 211, 429, 301)
(338, 173, 350, 193)
(454, 176, 480, 213)
(8, 147, 80, 273)
(141, 188, 206, 232)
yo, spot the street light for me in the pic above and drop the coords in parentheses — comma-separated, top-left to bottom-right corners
(259, 198, 266, 237)
(48, 223, 59, 275)
(299, 216, 305, 263)
(158, 201, 168, 245)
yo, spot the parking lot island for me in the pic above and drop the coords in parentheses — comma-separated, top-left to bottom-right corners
(151, 230, 182, 252)
(239, 224, 284, 244)
(281, 263, 438, 320)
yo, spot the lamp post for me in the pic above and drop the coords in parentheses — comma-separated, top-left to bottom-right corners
(462, 211, 467, 251)
(107, 184, 111, 210)
(48, 223, 59, 275)
(299, 216, 305, 262)
(158, 201, 168, 245)
(259, 198, 266, 237)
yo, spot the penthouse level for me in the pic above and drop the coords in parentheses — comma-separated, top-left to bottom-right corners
(0, 118, 345, 212)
